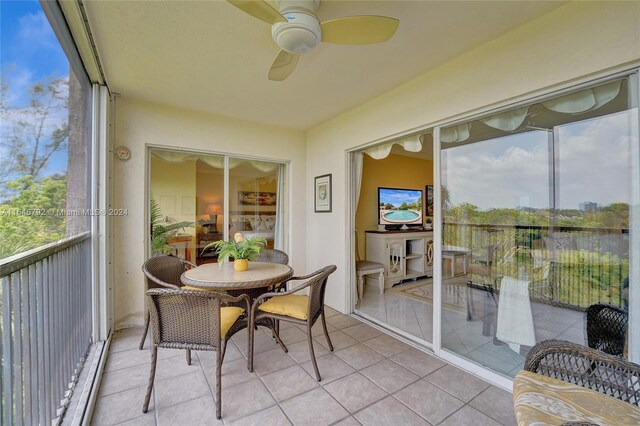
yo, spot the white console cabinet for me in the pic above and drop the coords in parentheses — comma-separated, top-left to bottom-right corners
(365, 230, 434, 291)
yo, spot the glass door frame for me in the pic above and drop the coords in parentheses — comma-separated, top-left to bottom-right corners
(432, 70, 640, 389)
(145, 145, 291, 260)
(347, 67, 639, 391)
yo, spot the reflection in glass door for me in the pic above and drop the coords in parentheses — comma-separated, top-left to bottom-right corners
(149, 150, 286, 264)
(439, 75, 639, 377)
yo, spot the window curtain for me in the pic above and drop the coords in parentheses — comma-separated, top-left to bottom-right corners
(441, 80, 623, 141)
(274, 164, 285, 250)
(150, 151, 279, 172)
(352, 151, 364, 303)
(363, 134, 423, 160)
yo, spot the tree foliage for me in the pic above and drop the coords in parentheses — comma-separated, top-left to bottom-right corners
(0, 176, 67, 259)
(1, 78, 69, 198)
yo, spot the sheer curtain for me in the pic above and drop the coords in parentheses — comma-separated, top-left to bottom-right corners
(274, 164, 285, 250)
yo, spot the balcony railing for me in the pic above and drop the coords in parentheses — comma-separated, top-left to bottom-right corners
(1, 232, 92, 425)
(444, 222, 628, 309)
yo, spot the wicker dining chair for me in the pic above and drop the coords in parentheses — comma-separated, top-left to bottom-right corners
(139, 255, 196, 350)
(585, 303, 628, 357)
(255, 248, 289, 265)
(143, 288, 250, 419)
(248, 265, 337, 380)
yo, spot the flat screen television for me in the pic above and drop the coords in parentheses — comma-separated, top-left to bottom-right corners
(378, 187, 423, 226)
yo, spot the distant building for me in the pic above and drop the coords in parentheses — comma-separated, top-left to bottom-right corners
(579, 201, 598, 212)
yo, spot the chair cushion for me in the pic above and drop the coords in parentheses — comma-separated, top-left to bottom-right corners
(181, 285, 207, 291)
(258, 294, 309, 320)
(513, 370, 640, 426)
(221, 307, 244, 337)
(356, 261, 384, 272)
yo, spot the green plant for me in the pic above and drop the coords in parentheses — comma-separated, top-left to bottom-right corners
(205, 232, 266, 264)
(150, 195, 193, 255)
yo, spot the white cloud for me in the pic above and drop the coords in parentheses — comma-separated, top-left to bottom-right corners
(443, 110, 639, 211)
(17, 11, 56, 49)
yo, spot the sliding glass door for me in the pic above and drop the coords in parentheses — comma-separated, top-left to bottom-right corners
(439, 74, 639, 377)
(148, 149, 287, 264)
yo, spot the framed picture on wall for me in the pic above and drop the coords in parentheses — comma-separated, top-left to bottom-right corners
(426, 185, 434, 217)
(314, 174, 332, 213)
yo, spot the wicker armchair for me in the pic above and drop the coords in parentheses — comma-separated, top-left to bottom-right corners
(143, 288, 250, 419)
(139, 255, 196, 350)
(524, 340, 640, 405)
(585, 303, 628, 357)
(248, 265, 337, 380)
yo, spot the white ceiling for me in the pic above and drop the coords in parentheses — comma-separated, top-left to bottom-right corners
(84, 0, 563, 130)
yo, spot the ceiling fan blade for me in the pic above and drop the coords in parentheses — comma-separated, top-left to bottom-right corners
(268, 50, 299, 81)
(227, 0, 286, 25)
(321, 15, 399, 45)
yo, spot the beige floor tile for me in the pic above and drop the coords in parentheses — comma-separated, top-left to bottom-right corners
(326, 314, 362, 330)
(221, 378, 276, 422)
(226, 405, 292, 426)
(425, 364, 489, 402)
(439, 405, 501, 426)
(334, 344, 385, 370)
(104, 346, 174, 372)
(360, 359, 420, 394)
(261, 365, 319, 402)
(201, 357, 256, 394)
(296, 320, 337, 336)
(355, 397, 429, 426)
(298, 353, 355, 385)
(252, 347, 297, 376)
(99, 363, 154, 397)
(280, 387, 349, 426)
(323, 373, 387, 413)
(315, 330, 358, 351)
(113, 414, 156, 426)
(285, 339, 330, 363)
(154, 353, 203, 381)
(324, 307, 343, 318)
(92, 386, 151, 425)
(110, 332, 145, 353)
(394, 379, 464, 425)
(153, 370, 210, 411)
(275, 325, 309, 345)
(234, 329, 282, 357)
(469, 386, 517, 426)
(332, 416, 362, 426)
(341, 324, 383, 342)
(157, 394, 222, 425)
(362, 334, 412, 357)
(390, 348, 446, 377)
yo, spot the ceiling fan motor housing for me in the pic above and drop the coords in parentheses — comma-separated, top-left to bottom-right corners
(272, 11, 322, 54)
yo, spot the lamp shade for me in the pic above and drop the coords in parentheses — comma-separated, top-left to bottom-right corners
(205, 203, 222, 215)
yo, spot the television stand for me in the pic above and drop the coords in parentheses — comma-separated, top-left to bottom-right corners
(365, 230, 434, 291)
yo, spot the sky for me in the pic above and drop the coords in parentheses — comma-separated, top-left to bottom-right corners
(443, 110, 638, 211)
(1, 0, 70, 180)
(379, 188, 422, 208)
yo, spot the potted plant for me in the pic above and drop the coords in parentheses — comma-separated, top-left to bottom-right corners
(205, 232, 266, 271)
(150, 195, 194, 255)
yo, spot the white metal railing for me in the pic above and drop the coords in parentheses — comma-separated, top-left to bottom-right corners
(1, 232, 92, 425)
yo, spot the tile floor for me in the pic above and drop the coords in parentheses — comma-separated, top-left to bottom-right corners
(91, 307, 517, 425)
(357, 276, 585, 378)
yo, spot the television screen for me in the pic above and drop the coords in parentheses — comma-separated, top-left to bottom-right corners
(378, 187, 423, 225)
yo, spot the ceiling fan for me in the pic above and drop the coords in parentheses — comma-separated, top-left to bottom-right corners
(227, 0, 399, 81)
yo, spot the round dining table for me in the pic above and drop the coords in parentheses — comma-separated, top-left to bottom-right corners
(180, 261, 293, 293)
(180, 261, 294, 360)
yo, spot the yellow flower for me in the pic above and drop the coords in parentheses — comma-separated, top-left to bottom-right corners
(234, 233, 244, 243)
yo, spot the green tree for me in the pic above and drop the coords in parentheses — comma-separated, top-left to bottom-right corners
(0, 175, 67, 259)
(0, 78, 69, 198)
